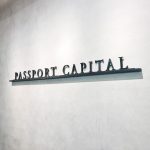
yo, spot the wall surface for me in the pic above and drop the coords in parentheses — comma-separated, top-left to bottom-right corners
(0, 0, 150, 150)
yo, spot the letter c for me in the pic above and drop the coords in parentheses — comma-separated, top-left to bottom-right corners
(63, 65, 70, 75)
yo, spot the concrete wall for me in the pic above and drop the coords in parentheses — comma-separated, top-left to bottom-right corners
(0, 0, 150, 149)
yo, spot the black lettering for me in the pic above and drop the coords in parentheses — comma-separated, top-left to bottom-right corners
(119, 57, 128, 69)
(51, 67, 57, 76)
(15, 72, 18, 80)
(63, 65, 70, 75)
(107, 59, 115, 71)
(28, 70, 31, 79)
(32, 70, 36, 78)
(37, 69, 43, 78)
(72, 64, 78, 75)
(95, 59, 104, 72)
(45, 68, 49, 78)
(23, 71, 27, 79)
(80, 62, 87, 73)
(89, 61, 93, 73)
(18, 72, 22, 80)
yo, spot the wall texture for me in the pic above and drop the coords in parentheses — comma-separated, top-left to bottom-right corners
(0, 0, 150, 150)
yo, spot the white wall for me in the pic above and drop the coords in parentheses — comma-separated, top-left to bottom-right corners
(0, 0, 150, 150)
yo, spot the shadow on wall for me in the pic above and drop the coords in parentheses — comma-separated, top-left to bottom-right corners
(0, 0, 37, 20)
(11, 72, 143, 86)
